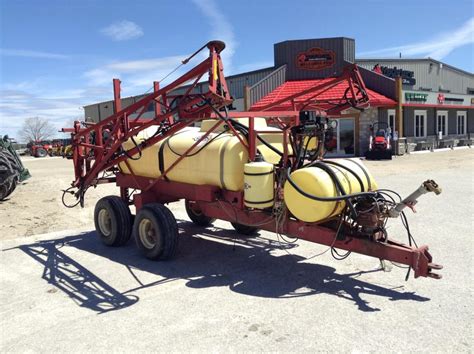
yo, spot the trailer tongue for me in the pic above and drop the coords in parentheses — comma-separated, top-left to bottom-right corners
(62, 41, 442, 280)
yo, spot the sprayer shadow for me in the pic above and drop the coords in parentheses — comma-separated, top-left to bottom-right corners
(17, 220, 429, 313)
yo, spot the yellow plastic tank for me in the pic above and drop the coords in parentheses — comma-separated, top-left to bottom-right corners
(119, 127, 248, 191)
(119, 118, 291, 191)
(244, 161, 274, 209)
(283, 159, 377, 223)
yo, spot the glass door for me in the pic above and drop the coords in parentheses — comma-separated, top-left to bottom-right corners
(387, 109, 396, 138)
(436, 111, 448, 137)
(325, 118, 355, 157)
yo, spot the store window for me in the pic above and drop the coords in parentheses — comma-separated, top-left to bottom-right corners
(414, 110, 426, 138)
(457, 111, 466, 135)
(436, 111, 448, 137)
(387, 109, 395, 137)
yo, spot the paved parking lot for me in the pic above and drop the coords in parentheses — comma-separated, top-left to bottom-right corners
(1, 150, 473, 352)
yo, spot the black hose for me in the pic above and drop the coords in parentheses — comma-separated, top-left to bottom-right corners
(317, 160, 365, 192)
(200, 97, 284, 159)
(297, 135, 313, 169)
(122, 136, 142, 161)
(229, 119, 284, 157)
(285, 166, 377, 202)
(343, 158, 372, 191)
(311, 161, 359, 218)
(61, 186, 81, 208)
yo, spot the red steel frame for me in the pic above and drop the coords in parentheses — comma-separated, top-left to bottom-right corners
(63, 41, 441, 280)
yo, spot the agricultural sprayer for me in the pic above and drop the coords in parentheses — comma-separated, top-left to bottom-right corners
(62, 41, 442, 280)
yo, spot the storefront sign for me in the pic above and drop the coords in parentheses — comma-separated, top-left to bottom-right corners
(444, 97, 464, 103)
(405, 92, 428, 102)
(438, 95, 465, 104)
(296, 47, 335, 71)
(373, 65, 416, 85)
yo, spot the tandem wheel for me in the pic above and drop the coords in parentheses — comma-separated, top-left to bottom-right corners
(185, 199, 215, 227)
(94, 195, 133, 246)
(133, 203, 179, 261)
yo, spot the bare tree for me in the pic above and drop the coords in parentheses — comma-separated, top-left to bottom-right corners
(19, 117, 56, 142)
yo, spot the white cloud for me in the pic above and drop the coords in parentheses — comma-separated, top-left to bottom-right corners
(0, 48, 68, 59)
(358, 17, 474, 60)
(0, 87, 110, 141)
(84, 2, 237, 94)
(191, 0, 237, 72)
(100, 20, 144, 41)
(83, 54, 195, 92)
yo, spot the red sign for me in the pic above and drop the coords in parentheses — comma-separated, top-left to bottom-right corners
(438, 93, 445, 104)
(296, 47, 336, 71)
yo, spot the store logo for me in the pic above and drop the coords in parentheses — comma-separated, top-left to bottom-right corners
(437, 93, 445, 104)
(372, 65, 416, 85)
(296, 47, 336, 71)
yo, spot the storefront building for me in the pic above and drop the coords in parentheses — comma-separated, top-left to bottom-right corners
(84, 37, 474, 156)
(357, 58, 474, 152)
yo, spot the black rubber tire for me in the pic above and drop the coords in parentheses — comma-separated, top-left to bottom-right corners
(5, 180, 17, 197)
(0, 150, 19, 201)
(0, 179, 15, 201)
(35, 148, 47, 158)
(231, 222, 260, 236)
(185, 200, 215, 226)
(133, 203, 179, 261)
(94, 196, 133, 247)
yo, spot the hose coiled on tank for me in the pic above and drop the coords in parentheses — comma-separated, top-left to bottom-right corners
(285, 162, 378, 202)
(285, 160, 382, 219)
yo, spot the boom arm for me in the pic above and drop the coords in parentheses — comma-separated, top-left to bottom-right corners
(63, 41, 233, 204)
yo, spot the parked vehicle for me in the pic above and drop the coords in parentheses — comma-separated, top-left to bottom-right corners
(365, 122, 392, 160)
(28, 140, 53, 158)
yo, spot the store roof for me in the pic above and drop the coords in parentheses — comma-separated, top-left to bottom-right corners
(251, 78, 397, 111)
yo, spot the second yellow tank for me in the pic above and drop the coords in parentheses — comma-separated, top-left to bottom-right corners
(283, 159, 377, 223)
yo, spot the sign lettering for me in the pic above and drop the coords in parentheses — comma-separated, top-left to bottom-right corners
(296, 47, 336, 71)
(373, 65, 416, 85)
(405, 92, 428, 102)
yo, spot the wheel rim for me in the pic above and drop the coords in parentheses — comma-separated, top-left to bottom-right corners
(138, 218, 158, 249)
(98, 209, 112, 237)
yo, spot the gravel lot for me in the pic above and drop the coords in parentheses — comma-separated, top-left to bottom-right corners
(1, 149, 473, 352)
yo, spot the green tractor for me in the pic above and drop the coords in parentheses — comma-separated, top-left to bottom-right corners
(0, 135, 31, 201)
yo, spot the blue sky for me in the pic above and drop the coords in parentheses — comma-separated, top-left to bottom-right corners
(1, 0, 473, 140)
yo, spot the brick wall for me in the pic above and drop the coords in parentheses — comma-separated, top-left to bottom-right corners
(359, 108, 379, 154)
